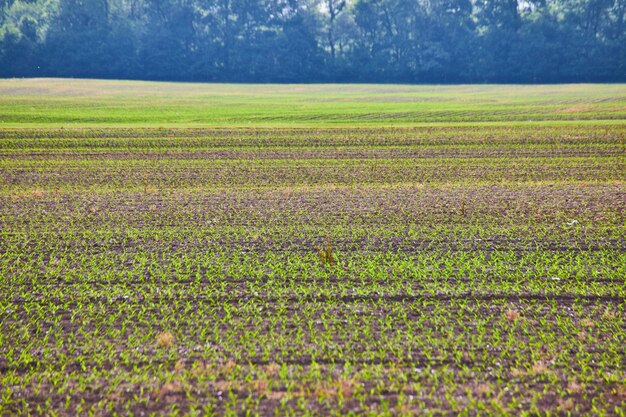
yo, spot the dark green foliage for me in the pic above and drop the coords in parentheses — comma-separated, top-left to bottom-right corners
(0, 0, 624, 82)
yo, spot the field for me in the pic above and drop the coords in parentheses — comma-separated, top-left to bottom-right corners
(1, 80, 625, 416)
(2, 79, 626, 126)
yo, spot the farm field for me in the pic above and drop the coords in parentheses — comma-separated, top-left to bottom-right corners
(2, 79, 626, 126)
(0, 81, 625, 416)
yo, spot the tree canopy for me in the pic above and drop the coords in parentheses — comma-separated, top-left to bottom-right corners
(1, 0, 624, 82)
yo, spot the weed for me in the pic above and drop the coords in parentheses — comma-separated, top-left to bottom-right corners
(473, 383, 492, 398)
(531, 361, 550, 375)
(156, 331, 175, 348)
(505, 309, 521, 322)
(318, 237, 336, 266)
(567, 381, 583, 394)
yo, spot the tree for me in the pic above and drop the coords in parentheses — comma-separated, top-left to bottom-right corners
(43, 0, 112, 77)
(1, 0, 624, 82)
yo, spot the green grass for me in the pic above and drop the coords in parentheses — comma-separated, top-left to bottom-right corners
(1, 79, 626, 126)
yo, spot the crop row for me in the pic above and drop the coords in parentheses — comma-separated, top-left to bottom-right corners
(0, 125, 624, 144)
(2, 294, 624, 415)
(2, 183, 622, 230)
(1, 126, 624, 415)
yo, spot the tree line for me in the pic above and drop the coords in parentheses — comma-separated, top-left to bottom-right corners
(1, 0, 625, 83)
